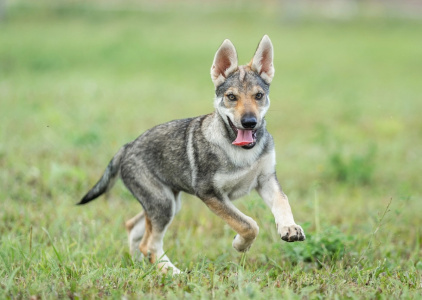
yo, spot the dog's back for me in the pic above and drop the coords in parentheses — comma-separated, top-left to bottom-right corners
(122, 117, 198, 195)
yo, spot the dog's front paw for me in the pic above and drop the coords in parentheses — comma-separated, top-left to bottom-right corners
(232, 234, 254, 252)
(278, 224, 305, 242)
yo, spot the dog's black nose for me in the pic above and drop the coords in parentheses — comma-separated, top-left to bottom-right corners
(241, 115, 257, 129)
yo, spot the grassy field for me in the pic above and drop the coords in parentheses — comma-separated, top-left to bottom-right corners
(1, 1, 422, 298)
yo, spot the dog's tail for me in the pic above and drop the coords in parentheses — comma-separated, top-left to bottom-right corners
(77, 145, 127, 205)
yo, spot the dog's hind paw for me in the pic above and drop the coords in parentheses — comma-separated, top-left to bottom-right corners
(169, 266, 182, 275)
(278, 224, 306, 242)
(157, 258, 182, 275)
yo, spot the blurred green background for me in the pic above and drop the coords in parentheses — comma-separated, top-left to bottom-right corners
(1, 0, 421, 298)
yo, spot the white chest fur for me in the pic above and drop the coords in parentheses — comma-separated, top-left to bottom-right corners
(213, 151, 275, 200)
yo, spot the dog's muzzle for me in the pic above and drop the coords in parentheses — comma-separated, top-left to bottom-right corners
(228, 117, 257, 149)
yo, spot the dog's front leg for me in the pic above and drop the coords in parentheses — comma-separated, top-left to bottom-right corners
(257, 175, 305, 242)
(203, 198, 259, 252)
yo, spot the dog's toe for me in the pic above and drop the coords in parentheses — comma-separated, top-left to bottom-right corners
(279, 224, 305, 243)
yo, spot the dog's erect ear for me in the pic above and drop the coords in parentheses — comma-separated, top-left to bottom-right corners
(211, 39, 238, 88)
(250, 35, 274, 84)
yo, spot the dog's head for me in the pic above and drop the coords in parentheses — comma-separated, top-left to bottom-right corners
(211, 35, 274, 149)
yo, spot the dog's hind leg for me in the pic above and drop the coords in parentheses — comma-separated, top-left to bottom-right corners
(125, 191, 182, 264)
(123, 176, 181, 274)
(138, 212, 180, 274)
(125, 211, 146, 260)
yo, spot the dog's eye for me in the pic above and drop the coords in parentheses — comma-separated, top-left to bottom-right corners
(227, 94, 237, 101)
(255, 92, 264, 100)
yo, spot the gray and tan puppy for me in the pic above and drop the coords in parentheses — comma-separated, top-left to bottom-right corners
(79, 35, 305, 274)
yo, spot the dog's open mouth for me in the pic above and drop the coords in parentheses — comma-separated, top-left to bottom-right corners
(227, 117, 257, 149)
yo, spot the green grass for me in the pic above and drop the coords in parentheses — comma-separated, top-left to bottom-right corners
(1, 1, 422, 298)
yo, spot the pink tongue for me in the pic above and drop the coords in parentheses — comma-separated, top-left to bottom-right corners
(232, 129, 254, 146)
